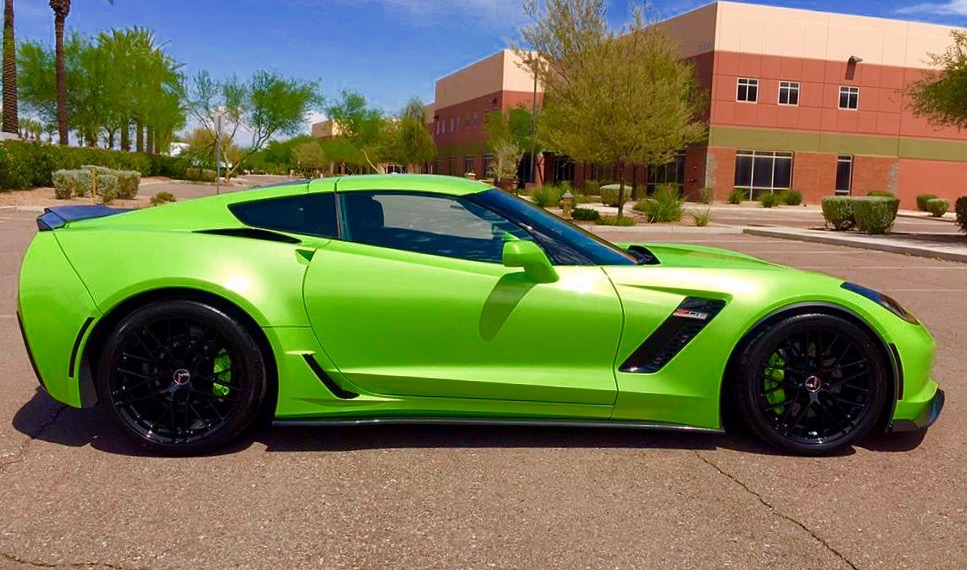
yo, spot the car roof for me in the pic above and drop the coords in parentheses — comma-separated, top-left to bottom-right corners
(308, 174, 493, 197)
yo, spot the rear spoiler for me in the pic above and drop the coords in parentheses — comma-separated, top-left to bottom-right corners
(37, 205, 132, 231)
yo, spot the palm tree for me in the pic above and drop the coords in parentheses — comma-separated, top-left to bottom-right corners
(2, 0, 17, 134)
(49, 0, 111, 145)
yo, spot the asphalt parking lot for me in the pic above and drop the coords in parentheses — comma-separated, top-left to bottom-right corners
(1, 208, 965, 569)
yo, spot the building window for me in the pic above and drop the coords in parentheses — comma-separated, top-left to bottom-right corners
(472, 112, 478, 127)
(554, 155, 575, 183)
(778, 81, 800, 106)
(456, 117, 461, 131)
(839, 86, 859, 110)
(484, 154, 495, 178)
(464, 155, 475, 175)
(646, 152, 686, 194)
(737, 78, 759, 103)
(836, 155, 853, 195)
(734, 150, 793, 199)
(450, 117, 455, 132)
(449, 156, 458, 176)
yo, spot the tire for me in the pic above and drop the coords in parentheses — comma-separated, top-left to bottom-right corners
(96, 300, 267, 455)
(732, 313, 889, 456)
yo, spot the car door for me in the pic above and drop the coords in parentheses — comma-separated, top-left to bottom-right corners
(302, 190, 623, 413)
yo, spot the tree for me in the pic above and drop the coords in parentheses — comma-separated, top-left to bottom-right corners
(292, 140, 327, 176)
(2, 0, 16, 134)
(384, 97, 436, 172)
(326, 89, 388, 172)
(491, 139, 524, 188)
(183, 69, 322, 180)
(48, 0, 113, 145)
(515, 0, 707, 216)
(910, 31, 967, 131)
(484, 106, 536, 190)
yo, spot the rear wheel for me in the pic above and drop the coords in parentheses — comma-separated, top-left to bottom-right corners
(97, 300, 266, 455)
(732, 313, 889, 455)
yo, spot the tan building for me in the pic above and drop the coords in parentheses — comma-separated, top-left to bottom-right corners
(426, 2, 966, 206)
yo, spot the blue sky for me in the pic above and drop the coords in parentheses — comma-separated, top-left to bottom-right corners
(12, 0, 967, 129)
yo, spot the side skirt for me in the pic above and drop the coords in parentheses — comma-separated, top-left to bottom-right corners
(273, 416, 724, 433)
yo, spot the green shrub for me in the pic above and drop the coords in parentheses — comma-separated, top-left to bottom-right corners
(150, 191, 177, 206)
(52, 170, 76, 199)
(728, 188, 746, 204)
(531, 185, 563, 208)
(867, 190, 894, 198)
(599, 184, 630, 207)
(0, 140, 188, 191)
(83, 165, 140, 199)
(925, 198, 949, 217)
(690, 208, 712, 227)
(956, 197, 967, 235)
(95, 173, 121, 204)
(853, 196, 900, 234)
(185, 167, 217, 182)
(571, 207, 600, 221)
(759, 192, 780, 208)
(821, 196, 855, 231)
(583, 180, 600, 196)
(596, 214, 636, 226)
(916, 194, 939, 212)
(779, 189, 803, 205)
(699, 187, 714, 204)
(634, 185, 684, 223)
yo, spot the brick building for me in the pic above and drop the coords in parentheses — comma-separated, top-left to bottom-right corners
(422, 1, 966, 206)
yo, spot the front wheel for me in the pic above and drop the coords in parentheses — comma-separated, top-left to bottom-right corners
(97, 300, 267, 455)
(732, 313, 889, 455)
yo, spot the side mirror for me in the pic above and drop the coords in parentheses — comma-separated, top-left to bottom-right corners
(502, 241, 558, 283)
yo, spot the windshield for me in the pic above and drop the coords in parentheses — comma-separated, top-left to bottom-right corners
(467, 189, 638, 266)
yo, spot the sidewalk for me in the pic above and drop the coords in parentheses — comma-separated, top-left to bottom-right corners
(743, 226, 967, 263)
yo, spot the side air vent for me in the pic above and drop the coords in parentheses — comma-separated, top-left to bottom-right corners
(620, 297, 727, 374)
(302, 355, 358, 399)
(196, 228, 301, 244)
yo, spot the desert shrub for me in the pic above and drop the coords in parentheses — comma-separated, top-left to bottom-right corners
(599, 183, 631, 207)
(779, 189, 803, 205)
(728, 188, 746, 204)
(634, 185, 684, 223)
(853, 196, 900, 234)
(571, 207, 600, 221)
(95, 173, 121, 204)
(185, 167, 217, 182)
(759, 192, 780, 208)
(956, 197, 967, 234)
(925, 198, 949, 217)
(583, 180, 600, 196)
(867, 190, 894, 198)
(916, 194, 939, 212)
(83, 165, 140, 199)
(690, 208, 712, 227)
(821, 196, 855, 231)
(531, 185, 563, 208)
(52, 170, 77, 199)
(596, 215, 636, 226)
(699, 187, 714, 204)
(150, 191, 177, 206)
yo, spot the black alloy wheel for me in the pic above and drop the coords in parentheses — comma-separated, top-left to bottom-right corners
(97, 300, 266, 455)
(733, 313, 888, 455)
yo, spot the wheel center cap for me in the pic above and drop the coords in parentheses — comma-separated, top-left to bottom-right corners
(172, 368, 191, 386)
(805, 375, 822, 393)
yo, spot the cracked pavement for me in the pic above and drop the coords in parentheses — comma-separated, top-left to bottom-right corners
(1, 208, 965, 569)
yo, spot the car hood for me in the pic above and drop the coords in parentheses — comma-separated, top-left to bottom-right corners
(618, 242, 783, 271)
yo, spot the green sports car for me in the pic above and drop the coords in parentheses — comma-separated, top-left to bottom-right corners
(17, 174, 943, 455)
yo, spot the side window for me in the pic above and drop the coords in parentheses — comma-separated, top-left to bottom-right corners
(229, 193, 338, 238)
(341, 191, 535, 263)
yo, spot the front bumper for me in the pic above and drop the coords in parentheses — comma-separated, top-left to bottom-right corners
(891, 389, 945, 432)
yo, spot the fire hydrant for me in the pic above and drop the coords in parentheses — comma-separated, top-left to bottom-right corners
(561, 190, 574, 220)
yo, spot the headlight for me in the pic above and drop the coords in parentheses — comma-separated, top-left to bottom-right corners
(842, 282, 919, 324)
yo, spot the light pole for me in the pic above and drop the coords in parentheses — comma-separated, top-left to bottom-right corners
(524, 57, 539, 188)
(214, 111, 223, 195)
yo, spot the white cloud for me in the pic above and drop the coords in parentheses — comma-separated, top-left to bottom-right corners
(896, 0, 967, 16)
(329, 0, 527, 29)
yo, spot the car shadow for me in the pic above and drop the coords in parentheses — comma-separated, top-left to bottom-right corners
(13, 388, 923, 458)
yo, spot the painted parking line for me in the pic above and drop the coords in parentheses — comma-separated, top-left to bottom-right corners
(799, 266, 967, 270)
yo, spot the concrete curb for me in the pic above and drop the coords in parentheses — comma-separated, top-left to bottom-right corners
(896, 212, 954, 223)
(743, 227, 967, 263)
